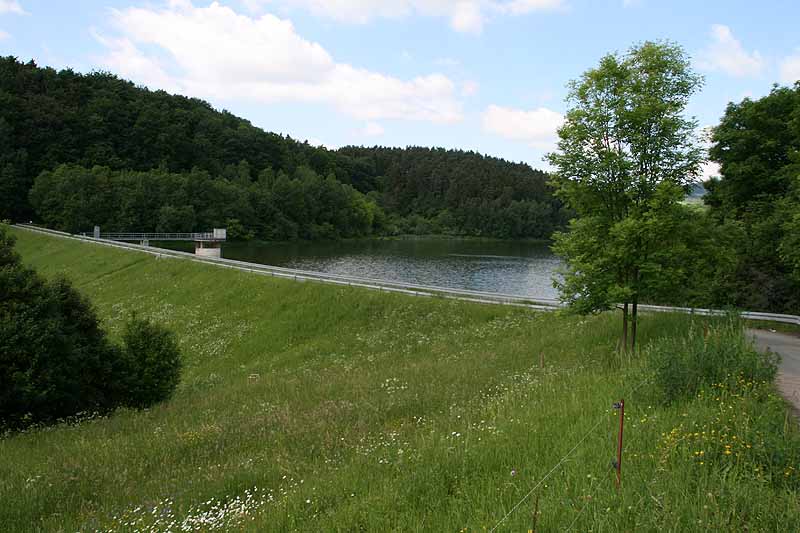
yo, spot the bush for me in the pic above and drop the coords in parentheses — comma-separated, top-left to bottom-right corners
(1, 233, 121, 427)
(118, 315, 182, 408)
(646, 316, 778, 404)
(0, 225, 181, 430)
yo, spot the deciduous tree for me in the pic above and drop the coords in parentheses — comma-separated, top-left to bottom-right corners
(547, 41, 704, 351)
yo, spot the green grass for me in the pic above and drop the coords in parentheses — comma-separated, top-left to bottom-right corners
(2, 228, 799, 532)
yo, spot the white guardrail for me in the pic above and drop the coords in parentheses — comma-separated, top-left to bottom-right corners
(12, 224, 800, 326)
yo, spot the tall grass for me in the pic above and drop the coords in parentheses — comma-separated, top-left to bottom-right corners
(1, 228, 799, 531)
(646, 316, 779, 404)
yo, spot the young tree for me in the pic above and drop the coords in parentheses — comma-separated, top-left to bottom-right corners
(547, 41, 704, 351)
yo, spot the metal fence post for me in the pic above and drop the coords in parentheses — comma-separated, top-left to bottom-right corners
(613, 399, 625, 488)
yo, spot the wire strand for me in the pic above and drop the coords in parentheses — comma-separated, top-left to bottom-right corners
(488, 416, 605, 532)
(488, 374, 652, 532)
(563, 466, 608, 532)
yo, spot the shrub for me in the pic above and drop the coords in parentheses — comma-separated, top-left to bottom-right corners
(118, 315, 182, 409)
(646, 316, 778, 404)
(0, 225, 181, 430)
(1, 229, 122, 428)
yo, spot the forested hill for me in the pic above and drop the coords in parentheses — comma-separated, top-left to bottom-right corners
(337, 146, 564, 238)
(0, 57, 566, 240)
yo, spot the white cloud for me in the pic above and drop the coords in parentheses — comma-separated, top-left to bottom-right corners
(780, 50, 800, 84)
(696, 125, 720, 183)
(0, 29, 8, 40)
(303, 136, 337, 149)
(451, 1, 484, 33)
(461, 80, 479, 96)
(482, 104, 563, 150)
(97, 1, 462, 124)
(700, 161, 720, 182)
(500, 0, 564, 15)
(0, 0, 25, 15)
(259, 0, 409, 23)
(259, 0, 565, 34)
(363, 122, 385, 137)
(697, 24, 764, 78)
(92, 31, 180, 93)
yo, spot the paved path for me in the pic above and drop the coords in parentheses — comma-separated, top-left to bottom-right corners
(749, 329, 800, 416)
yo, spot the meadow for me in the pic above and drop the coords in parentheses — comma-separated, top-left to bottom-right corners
(2, 228, 799, 532)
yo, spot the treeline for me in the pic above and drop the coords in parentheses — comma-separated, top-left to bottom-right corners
(0, 57, 566, 239)
(31, 164, 381, 240)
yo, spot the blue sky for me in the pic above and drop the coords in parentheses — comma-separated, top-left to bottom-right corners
(2, 0, 799, 175)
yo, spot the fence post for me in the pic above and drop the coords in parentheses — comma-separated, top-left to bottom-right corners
(529, 492, 540, 533)
(613, 399, 625, 488)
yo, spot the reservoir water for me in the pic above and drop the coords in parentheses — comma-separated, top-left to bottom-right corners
(181, 238, 562, 299)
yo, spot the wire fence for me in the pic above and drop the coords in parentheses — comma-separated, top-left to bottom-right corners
(563, 464, 607, 532)
(488, 376, 651, 532)
(488, 417, 607, 532)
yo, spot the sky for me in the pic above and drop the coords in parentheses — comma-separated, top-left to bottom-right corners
(1, 0, 800, 176)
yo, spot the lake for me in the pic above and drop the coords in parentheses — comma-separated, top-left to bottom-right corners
(184, 238, 562, 299)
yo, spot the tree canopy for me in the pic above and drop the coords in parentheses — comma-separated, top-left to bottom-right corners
(704, 82, 800, 313)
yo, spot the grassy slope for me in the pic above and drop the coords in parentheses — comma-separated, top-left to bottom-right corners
(2, 228, 799, 532)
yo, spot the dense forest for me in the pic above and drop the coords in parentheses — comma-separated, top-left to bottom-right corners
(0, 57, 567, 240)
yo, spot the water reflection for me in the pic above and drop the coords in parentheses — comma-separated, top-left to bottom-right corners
(216, 238, 562, 299)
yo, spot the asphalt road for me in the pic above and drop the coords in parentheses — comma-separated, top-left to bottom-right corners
(750, 329, 800, 415)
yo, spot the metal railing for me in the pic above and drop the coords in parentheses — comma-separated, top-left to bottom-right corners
(14, 224, 800, 325)
(81, 232, 224, 242)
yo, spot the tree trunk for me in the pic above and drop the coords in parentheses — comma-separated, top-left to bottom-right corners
(631, 297, 638, 352)
(621, 302, 629, 353)
(631, 267, 640, 352)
